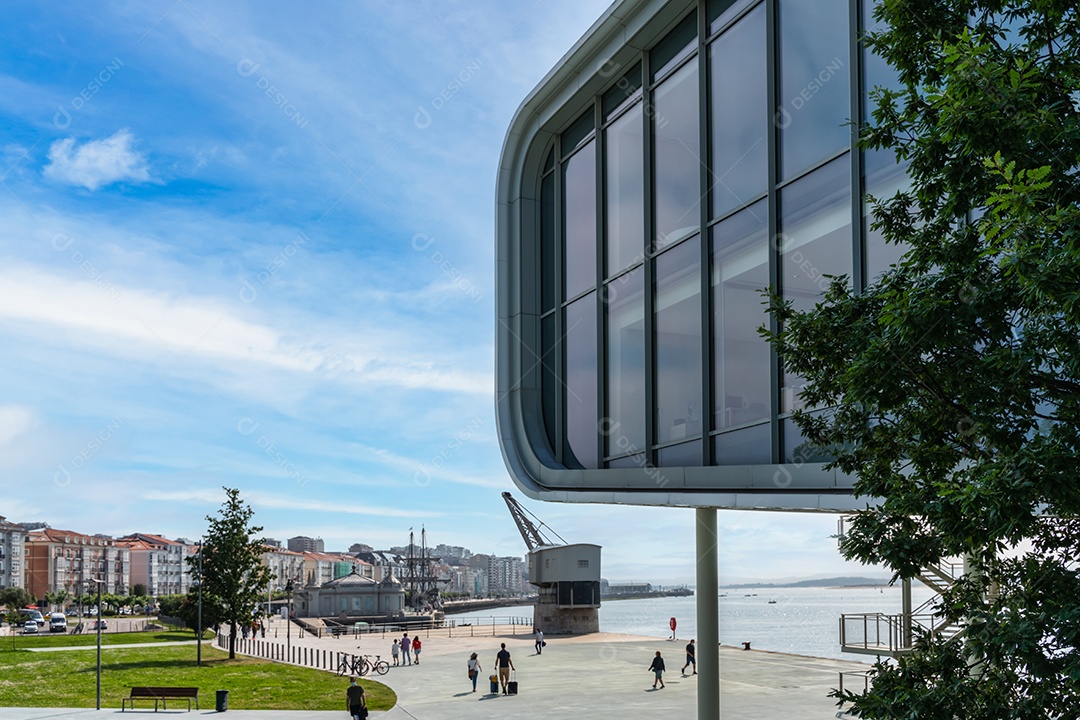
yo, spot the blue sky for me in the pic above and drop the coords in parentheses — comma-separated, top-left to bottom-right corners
(0, 1, 877, 586)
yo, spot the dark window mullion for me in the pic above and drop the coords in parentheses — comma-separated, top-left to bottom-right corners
(850, 0, 865, 294)
(553, 133, 566, 465)
(766, 0, 781, 465)
(642, 46, 656, 466)
(698, 1, 713, 466)
(594, 98, 607, 463)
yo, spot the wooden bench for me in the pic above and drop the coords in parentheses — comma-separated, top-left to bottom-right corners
(122, 686, 200, 711)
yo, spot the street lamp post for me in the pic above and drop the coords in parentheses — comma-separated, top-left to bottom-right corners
(88, 578, 104, 710)
(196, 538, 203, 667)
(284, 579, 293, 658)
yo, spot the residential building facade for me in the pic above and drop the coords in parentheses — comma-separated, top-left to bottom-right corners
(0, 516, 27, 589)
(26, 528, 130, 598)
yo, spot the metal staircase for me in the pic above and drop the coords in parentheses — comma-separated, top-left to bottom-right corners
(836, 517, 965, 657)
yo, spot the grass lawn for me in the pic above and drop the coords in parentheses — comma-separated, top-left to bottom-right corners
(3, 629, 214, 649)
(0, 643, 395, 711)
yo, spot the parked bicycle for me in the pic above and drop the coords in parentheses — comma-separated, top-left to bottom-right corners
(336, 653, 364, 676)
(362, 654, 390, 675)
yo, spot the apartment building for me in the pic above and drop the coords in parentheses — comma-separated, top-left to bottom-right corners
(0, 516, 27, 589)
(26, 528, 130, 598)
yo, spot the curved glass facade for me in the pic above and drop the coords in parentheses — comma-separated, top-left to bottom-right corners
(497, 0, 901, 504)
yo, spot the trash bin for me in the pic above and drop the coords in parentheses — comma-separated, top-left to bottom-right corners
(215, 689, 229, 712)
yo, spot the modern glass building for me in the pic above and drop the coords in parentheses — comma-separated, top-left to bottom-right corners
(496, 0, 906, 511)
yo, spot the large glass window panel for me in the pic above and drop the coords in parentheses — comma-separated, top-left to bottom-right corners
(710, 3, 767, 218)
(659, 438, 702, 467)
(565, 294, 598, 468)
(779, 157, 851, 412)
(655, 238, 702, 444)
(862, 0, 910, 283)
(709, 0, 758, 34)
(605, 267, 646, 456)
(563, 142, 597, 299)
(541, 171, 556, 312)
(864, 149, 910, 282)
(712, 200, 770, 430)
(603, 64, 642, 120)
(651, 14, 696, 81)
(654, 61, 701, 250)
(778, 0, 851, 179)
(605, 104, 645, 276)
(714, 422, 771, 465)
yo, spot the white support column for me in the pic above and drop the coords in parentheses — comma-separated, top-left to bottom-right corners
(696, 508, 719, 719)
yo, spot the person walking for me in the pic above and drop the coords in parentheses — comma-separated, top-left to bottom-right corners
(391, 638, 400, 666)
(494, 642, 515, 694)
(467, 652, 482, 693)
(401, 633, 412, 665)
(648, 651, 666, 689)
(412, 635, 422, 664)
(346, 676, 367, 719)
(682, 639, 697, 675)
(534, 627, 544, 655)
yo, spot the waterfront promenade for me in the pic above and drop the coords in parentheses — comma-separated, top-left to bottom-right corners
(2, 620, 871, 719)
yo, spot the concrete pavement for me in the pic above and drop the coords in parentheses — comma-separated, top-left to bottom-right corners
(1, 627, 870, 719)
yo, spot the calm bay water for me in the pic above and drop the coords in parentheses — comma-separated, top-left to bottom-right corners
(445, 585, 937, 661)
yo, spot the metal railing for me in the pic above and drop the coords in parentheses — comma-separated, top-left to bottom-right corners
(839, 612, 956, 655)
(283, 615, 534, 640)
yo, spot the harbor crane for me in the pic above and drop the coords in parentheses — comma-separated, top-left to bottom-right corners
(501, 492, 567, 550)
(501, 491, 601, 634)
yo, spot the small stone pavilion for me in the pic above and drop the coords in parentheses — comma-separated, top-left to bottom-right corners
(293, 568, 406, 619)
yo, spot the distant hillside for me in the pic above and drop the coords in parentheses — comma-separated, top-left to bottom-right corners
(721, 576, 891, 589)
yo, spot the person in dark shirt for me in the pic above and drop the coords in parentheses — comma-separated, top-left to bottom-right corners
(682, 638, 697, 675)
(494, 642, 515, 694)
(345, 677, 366, 719)
(648, 651, 666, 689)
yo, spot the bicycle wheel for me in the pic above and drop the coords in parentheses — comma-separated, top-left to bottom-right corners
(374, 660, 390, 675)
(336, 659, 349, 676)
(358, 659, 370, 676)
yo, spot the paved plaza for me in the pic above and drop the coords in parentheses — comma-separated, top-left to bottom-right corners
(2, 624, 871, 719)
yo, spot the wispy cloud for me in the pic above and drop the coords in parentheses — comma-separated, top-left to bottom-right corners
(44, 129, 151, 190)
(144, 489, 442, 519)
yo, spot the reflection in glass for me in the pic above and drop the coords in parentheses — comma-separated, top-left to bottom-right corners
(608, 454, 646, 469)
(711, 200, 770, 430)
(710, 3, 767, 217)
(659, 438, 702, 467)
(655, 239, 702, 444)
(566, 293, 598, 468)
(564, 142, 597, 299)
(778, 0, 850, 179)
(605, 105, 644, 276)
(780, 156, 851, 412)
(714, 423, 770, 465)
(606, 267, 645, 456)
(654, 61, 700, 250)
(783, 416, 834, 464)
(603, 64, 642, 120)
(864, 149, 910, 282)
(862, 0, 910, 283)
(541, 171, 556, 312)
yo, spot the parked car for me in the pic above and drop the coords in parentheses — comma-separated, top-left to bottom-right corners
(92, 620, 108, 630)
(22, 609, 45, 626)
(23, 620, 38, 634)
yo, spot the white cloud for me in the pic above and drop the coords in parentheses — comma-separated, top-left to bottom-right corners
(44, 129, 151, 190)
(0, 404, 39, 447)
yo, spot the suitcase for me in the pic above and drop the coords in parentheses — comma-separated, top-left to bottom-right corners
(507, 671, 518, 695)
(489, 675, 499, 694)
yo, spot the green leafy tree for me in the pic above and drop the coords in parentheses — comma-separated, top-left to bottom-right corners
(132, 583, 147, 597)
(768, 1, 1080, 715)
(190, 487, 272, 659)
(0, 587, 32, 611)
